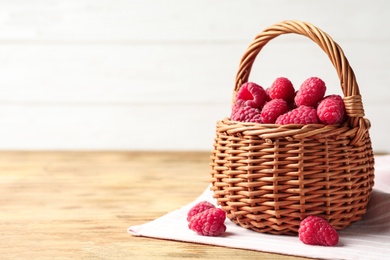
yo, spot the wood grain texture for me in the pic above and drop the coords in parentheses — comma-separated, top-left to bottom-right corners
(0, 151, 311, 259)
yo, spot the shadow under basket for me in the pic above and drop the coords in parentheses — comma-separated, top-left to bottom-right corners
(209, 20, 375, 235)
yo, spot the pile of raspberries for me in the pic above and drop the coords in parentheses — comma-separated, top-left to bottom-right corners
(231, 77, 346, 125)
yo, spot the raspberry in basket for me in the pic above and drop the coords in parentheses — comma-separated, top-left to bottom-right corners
(187, 201, 215, 221)
(235, 82, 268, 109)
(267, 77, 295, 102)
(317, 95, 346, 124)
(295, 77, 326, 107)
(275, 105, 319, 124)
(298, 216, 339, 246)
(231, 105, 262, 123)
(188, 207, 226, 236)
(261, 99, 289, 124)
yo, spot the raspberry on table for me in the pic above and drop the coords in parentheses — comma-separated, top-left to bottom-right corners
(188, 208, 226, 236)
(267, 77, 295, 102)
(261, 99, 289, 124)
(275, 105, 319, 125)
(231, 105, 262, 123)
(187, 201, 215, 222)
(295, 77, 326, 107)
(235, 82, 268, 109)
(317, 95, 346, 124)
(298, 216, 339, 246)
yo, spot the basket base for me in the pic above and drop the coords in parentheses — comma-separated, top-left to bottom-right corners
(221, 205, 368, 235)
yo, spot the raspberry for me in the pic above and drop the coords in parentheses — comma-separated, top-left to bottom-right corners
(231, 105, 262, 123)
(275, 105, 319, 125)
(187, 201, 215, 222)
(298, 216, 339, 246)
(235, 82, 268, 109)
(188, 208, 226, 236)
(317, 95, 346, 124)
(295, 77, 326, 107)
(267, 77, 295, 102)
(261, 99, 289, 124)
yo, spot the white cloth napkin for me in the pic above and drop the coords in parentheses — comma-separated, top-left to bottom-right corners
(129, 155, 390, 260)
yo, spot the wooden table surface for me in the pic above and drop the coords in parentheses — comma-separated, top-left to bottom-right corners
(0, 151, 310, 260)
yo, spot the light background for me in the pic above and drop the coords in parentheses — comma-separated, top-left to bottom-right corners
(0, 0, 388, 152)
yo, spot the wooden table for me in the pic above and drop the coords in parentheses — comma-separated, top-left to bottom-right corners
(0, 151, 310, 259)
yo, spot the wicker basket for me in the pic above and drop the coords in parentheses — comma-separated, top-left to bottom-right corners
(210, 20, 375, 235)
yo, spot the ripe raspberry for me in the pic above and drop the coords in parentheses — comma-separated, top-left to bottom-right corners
(317, 95, 346, 124)
(267, 77, 295, 102)
(235, 82, 268, 109)
(188, 208, 226, 236)
(187, 201, 215, 222)
(298, 216, 339, 246)
(231, 105, 262, 123)
(295, 77, 326, 107)
(261, 99, 289, 124)
(275, 105, 319, 125)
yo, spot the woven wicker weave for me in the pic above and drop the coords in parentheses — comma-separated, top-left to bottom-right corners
(210, 20, 375, 235)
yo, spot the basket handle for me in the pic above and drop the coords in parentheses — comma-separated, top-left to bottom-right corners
(235, 20, 369, 133)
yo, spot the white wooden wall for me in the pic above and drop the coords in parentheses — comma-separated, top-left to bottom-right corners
(0, 0, 389, 152)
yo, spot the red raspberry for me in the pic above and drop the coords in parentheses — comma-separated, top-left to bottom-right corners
(188, 208, 226, 236)
(187, 201, 215, 222)
(231, 105, 262, 123)
(275, 105, 319, 125)
(295, 77, 326, 107)
(261, 99, 289, 124)
(317, 95, 346, 124)
(235, 82, 268, 109)
(267, 77, 295, 102)
(298, 216, 339, 246)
